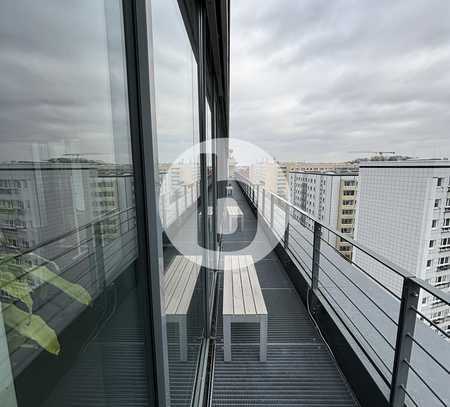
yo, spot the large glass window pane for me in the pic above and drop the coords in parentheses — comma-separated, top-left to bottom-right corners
(0, 1, 151, 406)
(205, 102, 216, 319)
(151, 0, 204, 405)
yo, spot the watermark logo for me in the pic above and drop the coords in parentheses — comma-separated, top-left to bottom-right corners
(159, 138, 288, 270)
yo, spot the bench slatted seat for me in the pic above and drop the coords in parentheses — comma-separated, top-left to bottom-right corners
(223, 255, 268, 362)
(165, 255, 201, 361)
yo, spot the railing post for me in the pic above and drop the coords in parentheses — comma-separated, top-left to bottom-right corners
(93, 221, 106, 293)
(284, 202, 290, 248)
(161, 194, 167, 227)
(256, 184, 260, 208)
(389, 278, 420, 407)
(175, 190, 180, 218)
(270, 193, 274, 228)
(262, 188, 266, 218)
(184, 185, 188, 209)
(311, 221, 321, 290)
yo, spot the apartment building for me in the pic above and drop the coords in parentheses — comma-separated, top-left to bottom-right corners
(289, 171, 358, 259)
(287, 161, 357, 173)
(249, 160, 289, 198)
(354, 160, 450, 333)
(0, 162, 134, 255)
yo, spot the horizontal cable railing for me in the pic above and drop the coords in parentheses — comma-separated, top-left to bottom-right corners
(160, 181, 200, 229)
(236, 175, 450, 407)
(0, 205, 138, 373)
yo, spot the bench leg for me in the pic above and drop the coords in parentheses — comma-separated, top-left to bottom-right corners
(179, 316, 187, 362)
(259, 314, 268, 362)
(223, 316, 232, 362)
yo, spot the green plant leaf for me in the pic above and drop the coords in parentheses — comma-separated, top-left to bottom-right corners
(0, 271, 33, 312)
(2, 303, 60, 355)
(30, 266, 92, 306)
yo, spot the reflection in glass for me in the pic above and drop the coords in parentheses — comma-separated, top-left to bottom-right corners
(0, 1, 149, 406)
(151, 0, 204, 405)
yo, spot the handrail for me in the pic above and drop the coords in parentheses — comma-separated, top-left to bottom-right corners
(0, 206, 136, 265)
(236, 175, 450, 407)
(236, 174, 450, 306)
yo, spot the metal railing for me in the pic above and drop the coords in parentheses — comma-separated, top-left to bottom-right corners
(159, 181, 200, 229)
(1, 205, 138, 373)
(237, 176, 450, 407)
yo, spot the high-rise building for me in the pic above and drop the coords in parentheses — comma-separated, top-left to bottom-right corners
(249, 161, 289, 198)
(354, 160, 450, 332)
(289, 171, 358, 259)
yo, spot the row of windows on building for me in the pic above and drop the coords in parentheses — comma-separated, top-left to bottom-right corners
(92, 201, 116, 207)
(0, 199, 27, 209)
(93, 191, 116, 197)
(436, 176, 450, 187)
(429, 237, 450, 248)
(90, 181, 116, 188)
(426, 256, 450, 268)
(431, 218, 450, 228)
(1, 237, 34, 248)
(434, 198, 450, 208)
(342, 190, 355, 196)
(0, 179, 26, 189)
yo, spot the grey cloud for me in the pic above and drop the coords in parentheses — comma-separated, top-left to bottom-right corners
(0, 0, 130, 163)
(230, 0, 450, 161)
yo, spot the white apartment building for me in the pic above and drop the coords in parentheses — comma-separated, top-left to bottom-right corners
(289, 171, 358, 259)
(353, 160, 450, 333)
(249, 161, 289, 198)
(0, 161, 134, 256)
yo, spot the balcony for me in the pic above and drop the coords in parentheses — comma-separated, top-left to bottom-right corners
(210, 183, 358, 406)
(224, 178, 450, 407)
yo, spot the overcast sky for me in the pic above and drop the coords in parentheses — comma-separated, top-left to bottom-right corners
(230, 0, 450, 162)
(0, 0, 132, 164)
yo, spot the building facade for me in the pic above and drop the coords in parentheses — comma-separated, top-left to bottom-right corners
(249, 161, 289, 198)
(354, 160, 450, 333)
(289, 171, 358, 259)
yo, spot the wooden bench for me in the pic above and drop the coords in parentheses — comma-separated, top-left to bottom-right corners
(165, 255, 201, 361)
(223, 255, 268, 362)
(226, 205, 243, 233)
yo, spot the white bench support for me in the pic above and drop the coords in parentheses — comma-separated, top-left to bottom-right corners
(165, 255, 201, 361)
(166, 314, 187, 361)
(223, 255, 268, 362)
(226, 206, 243, 233)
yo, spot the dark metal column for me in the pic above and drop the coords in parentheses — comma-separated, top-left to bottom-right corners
(389, 278, 420, 407)
(122, 0, 169, 405)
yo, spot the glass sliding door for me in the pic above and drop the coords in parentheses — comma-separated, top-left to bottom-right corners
(0, 1, 152, 406)
(150, 0, 205, 405)
(205, 100, 217, 326)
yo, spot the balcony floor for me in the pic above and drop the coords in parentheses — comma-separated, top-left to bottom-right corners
(211, 183, 358, 407)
